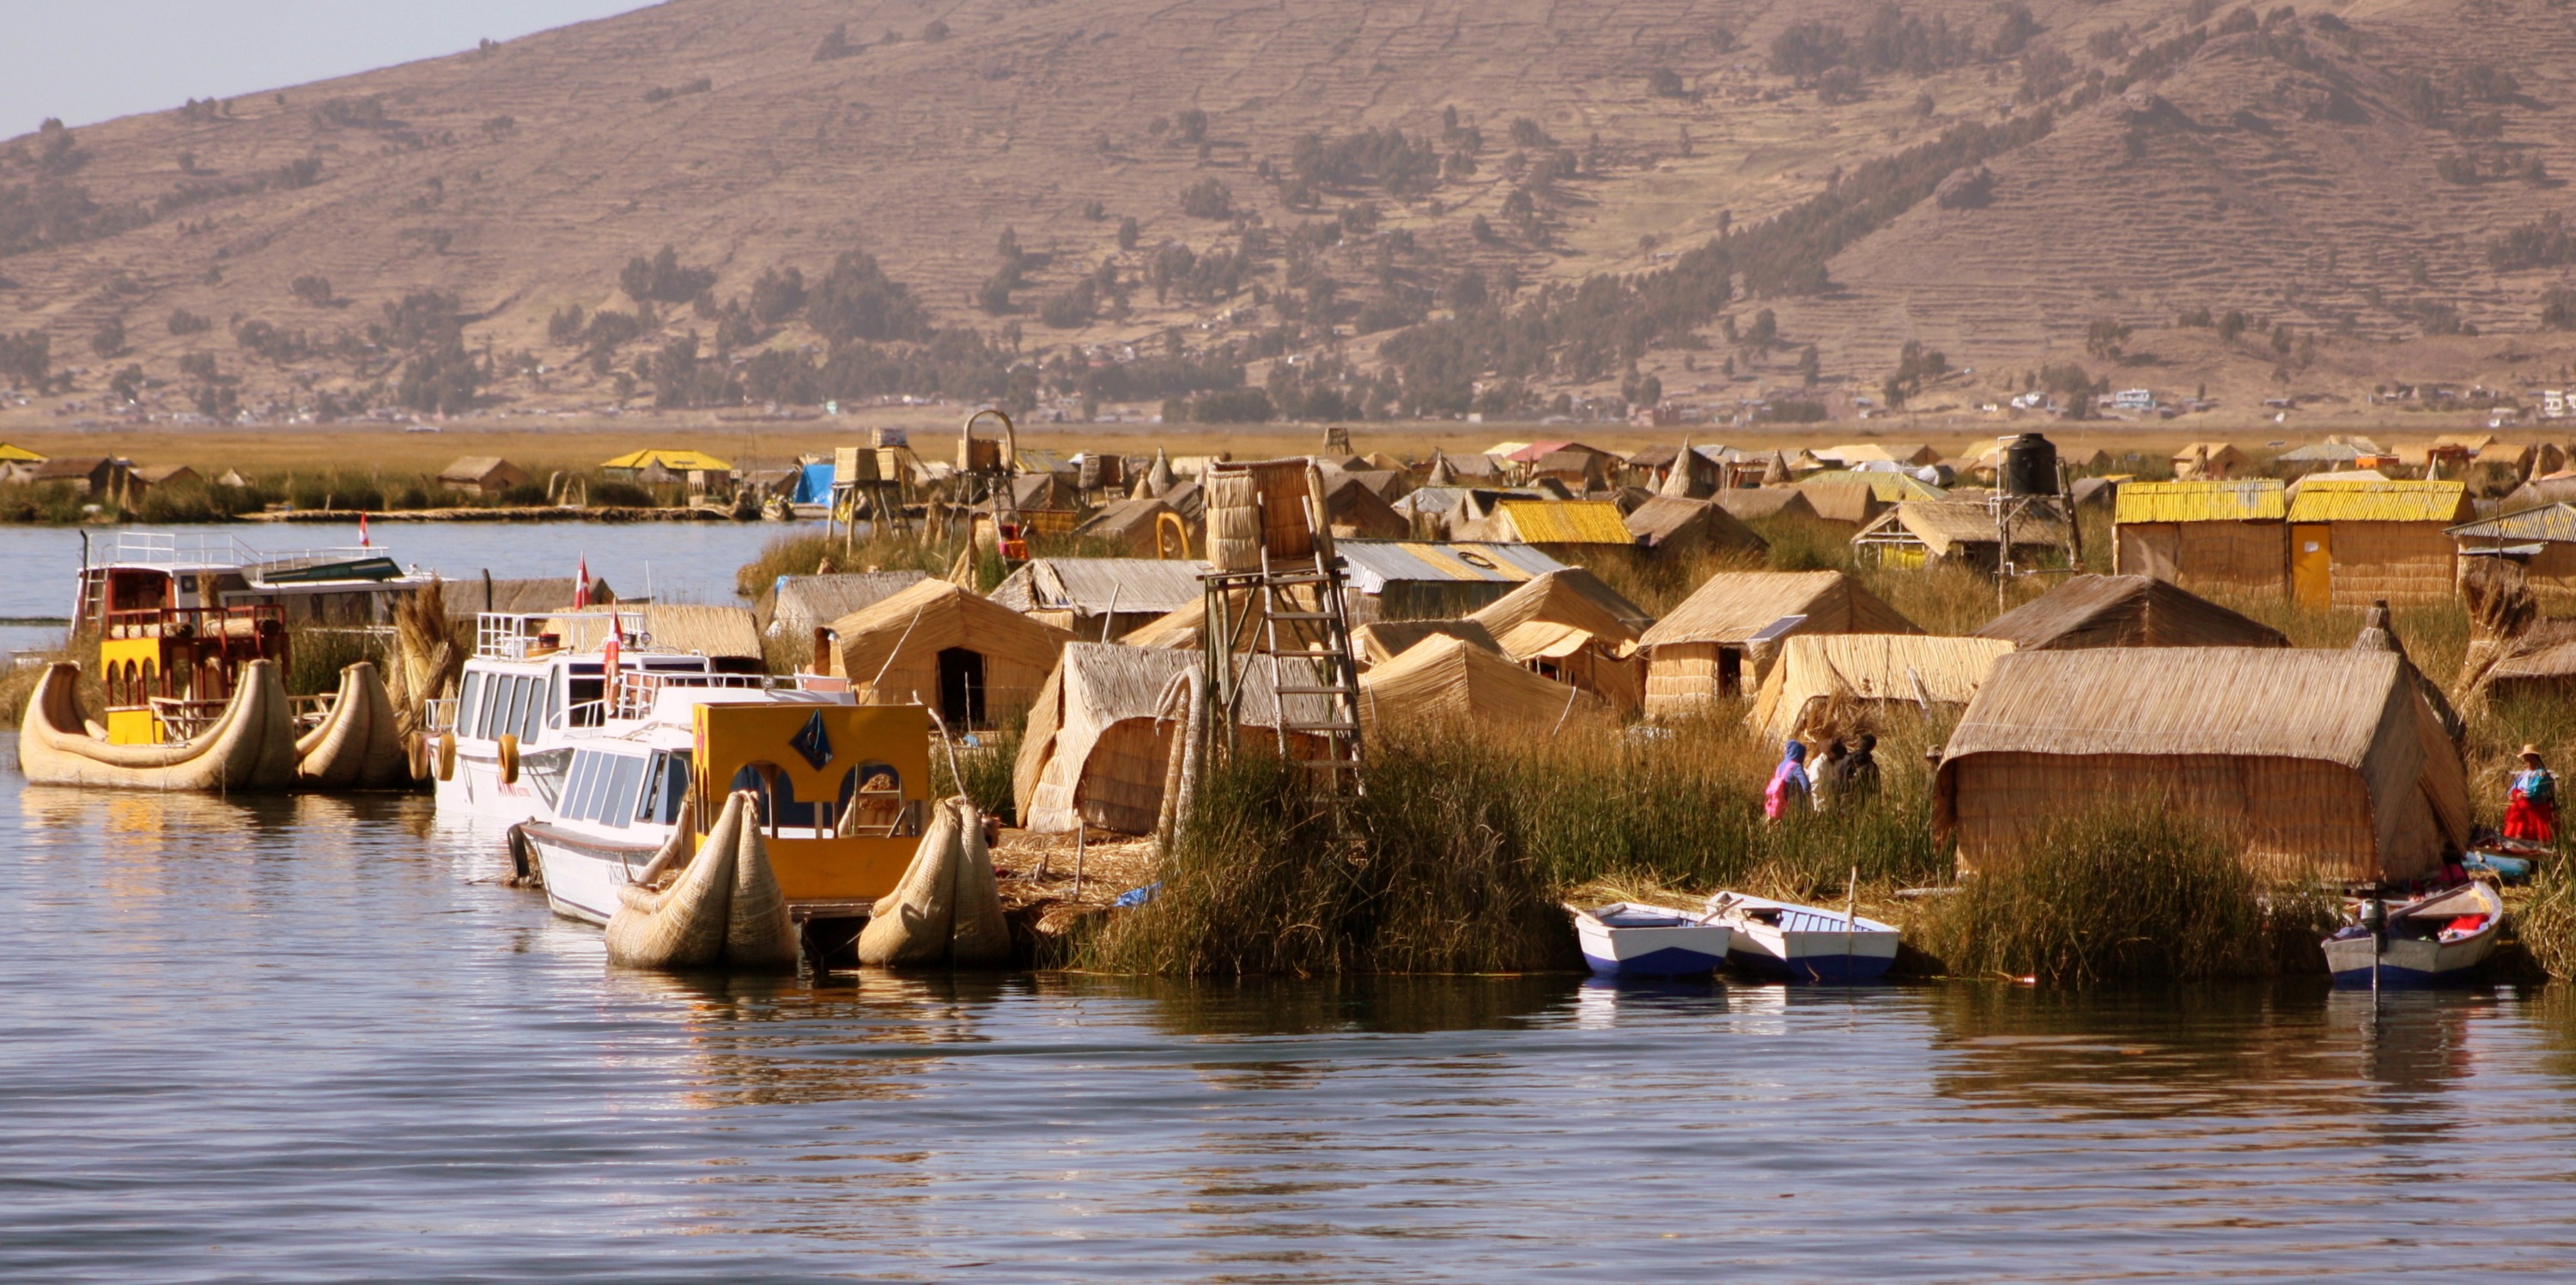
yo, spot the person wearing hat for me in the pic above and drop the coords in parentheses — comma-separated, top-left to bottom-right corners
(2506, 745, 2559, 843)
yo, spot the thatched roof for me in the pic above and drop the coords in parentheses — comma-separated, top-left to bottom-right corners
(1623, 496, 1768, 554)
(1013, 642, 1197, 833)
(829, 578, 1076, 688)
(547, 604, 762, 661)
(988, 557, 1206, 617)
(1072, 496, 1182, 551)
(766, 571, 928, 636)
(1467, 568, 1653, 641)
(2475, 620, 2576, 701)
(1714, 488, 1820, 522)
(1748, 634, 2015, 746)
(1352, 618, 1503, 667)
(1358, 635, 1609, 734)
(2286, 478, 2474, 524)
(1468, 499, 1636, 545)
(1971, 576, 2289, 651)
(1797, 479, 1881, 524)
(1941, 648, 2457, 770)
(1640, 570, 1922, 648)
(2453, 502, 2576, 545)
(1320, 473, 1413, 539)
(2114, 479, 2286, 524)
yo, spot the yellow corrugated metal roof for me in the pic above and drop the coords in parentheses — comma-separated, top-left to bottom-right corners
(0, 442, 45, 462)
(2114, 479, 2285, 524)
(2286, 478, 2470, 524)
(1496, 499, 1635, 545)
(601, 448, 733, 472)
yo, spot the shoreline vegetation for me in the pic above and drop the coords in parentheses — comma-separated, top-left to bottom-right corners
(12, 465, 2572, 989)
(719, 515, 2574, 987)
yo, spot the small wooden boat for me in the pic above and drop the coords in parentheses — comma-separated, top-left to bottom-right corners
(1567, 902, 1734, 978)
(1703, 892, 1901, 984)
(2324, 881, 2504, 990)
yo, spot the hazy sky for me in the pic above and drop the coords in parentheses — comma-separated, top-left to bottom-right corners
(2, 0, 656, 135)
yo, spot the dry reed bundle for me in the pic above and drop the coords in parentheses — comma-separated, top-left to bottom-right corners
(387, 577, 463, 741)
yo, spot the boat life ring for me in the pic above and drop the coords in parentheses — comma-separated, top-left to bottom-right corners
(437, 732, 457, 782)
(498, 734, 521, 786)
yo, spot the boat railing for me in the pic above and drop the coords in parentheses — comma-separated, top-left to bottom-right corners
(104, 604, 287, 641)
(143, 696, 232, 743)
(474, 610, 652, 661)
(105, 530, 268, 570)
(608, 670, 789, 719)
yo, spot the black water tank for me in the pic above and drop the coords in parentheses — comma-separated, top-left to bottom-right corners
(2002, 433, 2059, 497)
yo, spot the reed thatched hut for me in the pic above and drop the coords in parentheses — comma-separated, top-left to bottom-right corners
(2449, 502, 2576, 612)
(762, 571, 929, 638)
(2111, 479, 2287, 594)
(1637, 570, 1923, 716)
(830, 579, 1076, 728)
(1012, 643, 1334, 835)
(1358, 635, 1610, 736)
(1459, 498, 1637, 550)
(1623, 496, 1769, 557)
(1748, 634, 2014, 746)
(1795, 479, 1884, 526)
(988, 557, 1206, 642)
(1714, 488, 1820, 523)
(1466, 569, 1653, 713)
(1935, 648, 2470, 883)
(1971, 575, 2289, 651)
(1071, 496, 1189, 557)
(2284, 478, 2474, 610)
(1351, 619, 1502, 667)
(1851, 500, 2068, 572)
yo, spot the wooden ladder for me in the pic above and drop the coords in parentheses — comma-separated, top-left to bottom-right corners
(1251, 543, 1365, 784)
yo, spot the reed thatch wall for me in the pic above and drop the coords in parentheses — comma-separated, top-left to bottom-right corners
(831, 579, 1074, 719)
(2516, 544, 2576, 613)
(2324, 521, 2458, 608)
(2113, 521, 2286, 594)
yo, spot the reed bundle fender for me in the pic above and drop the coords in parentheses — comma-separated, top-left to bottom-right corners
(17, 660, 297, 792)
(604, 790, 799, 972)
(856, 797, 1012, 968)
(295, 661, 411, 789)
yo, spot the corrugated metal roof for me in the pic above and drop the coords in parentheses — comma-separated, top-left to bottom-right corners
(1495, 499, 1634, 545)
(2284, 478, 2471, 524)
(2451, 502, 2576, 544)
(1335, 539, 1569, 593)
(2113, 479, 2286, 524)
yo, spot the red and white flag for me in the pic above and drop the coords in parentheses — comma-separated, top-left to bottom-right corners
(358, 512, 369, 547)
(573, 554, 590, 609)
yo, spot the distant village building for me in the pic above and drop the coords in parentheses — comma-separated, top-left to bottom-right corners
(131, 464, 200, 492)
(1636, 569, 1922, 715)
(2170, 442, 2249, 480)
(27, 457, 138, 502)
(437, 457, 531, 497)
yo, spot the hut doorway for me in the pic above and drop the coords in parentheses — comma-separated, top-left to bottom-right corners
(2292, 525, 2331, 611)
(937, 647, 987, 728)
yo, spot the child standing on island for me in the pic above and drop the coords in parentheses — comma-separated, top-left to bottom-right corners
(1765, 740, 1813, 823)
(2507, 745, 2558, 843)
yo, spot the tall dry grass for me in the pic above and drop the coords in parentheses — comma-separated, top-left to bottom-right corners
(1911, 807, 2340, 984)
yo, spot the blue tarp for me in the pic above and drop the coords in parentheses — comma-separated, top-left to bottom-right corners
(789, 462, 834, 504)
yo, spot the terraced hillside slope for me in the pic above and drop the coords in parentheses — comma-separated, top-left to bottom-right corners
(8, 0, 2576, 426)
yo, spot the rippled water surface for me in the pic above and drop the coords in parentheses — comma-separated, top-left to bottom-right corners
(9, 752, 2576, 1282)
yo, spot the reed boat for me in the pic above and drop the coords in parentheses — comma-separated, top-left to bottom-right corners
(1568, 902, 1734, 978)
(293, 661, 412, 788)
(514, 682, 929, 932)
(1703, 892, 1901, 984)
(428, 611, 754, 827)
(17, 659, 296, 790)
(2324, 881, 2504, 990)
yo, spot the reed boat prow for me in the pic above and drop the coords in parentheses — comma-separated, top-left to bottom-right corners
(18, 660, 298, 791)
(294, 661, 412, 789)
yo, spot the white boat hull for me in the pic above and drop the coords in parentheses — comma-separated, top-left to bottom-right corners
(521, 823, 658, 926)
(1571, 904, 1733, 978)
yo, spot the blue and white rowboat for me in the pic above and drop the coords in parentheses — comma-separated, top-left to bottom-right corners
(1703, 892, 1900, 984)
(1568, 903, 1734, 978)
(2324, 881, 2504, 990)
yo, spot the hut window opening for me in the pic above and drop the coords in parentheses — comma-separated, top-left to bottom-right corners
(938, 647, 987, 728)
(1718, 647, 1742, 696)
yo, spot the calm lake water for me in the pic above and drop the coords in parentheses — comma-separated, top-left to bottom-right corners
(0, 520, 810, 623)
(9, 751, 2576, 1281)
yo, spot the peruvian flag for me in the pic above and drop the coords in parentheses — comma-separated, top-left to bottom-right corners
(358, 512, 369, 547)
(572, 554, 590, 609)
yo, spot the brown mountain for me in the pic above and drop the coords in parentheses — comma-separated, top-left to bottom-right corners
(4, 0, 2576, 426)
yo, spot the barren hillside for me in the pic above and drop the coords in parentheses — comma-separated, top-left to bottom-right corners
(8, 0, 2576, 429)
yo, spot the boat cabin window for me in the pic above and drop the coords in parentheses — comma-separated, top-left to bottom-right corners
(566, 664, 605, 728)
(457, 672, 484, 738)
(600, 755, 647, 828)
(639, 752, 691, 825)
(500, 677, 528, 742)
(519, 670, 554, 740)
(475, 673, 507, 740)
(562, 752, 600, 820)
